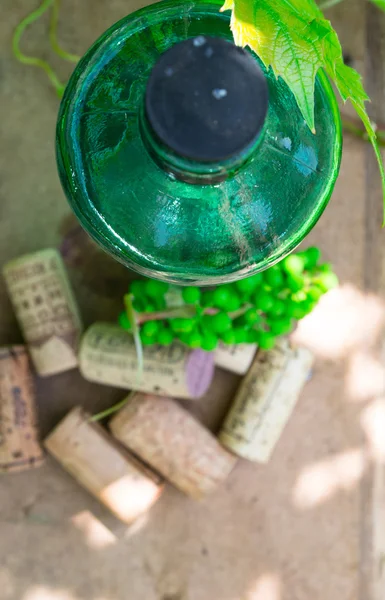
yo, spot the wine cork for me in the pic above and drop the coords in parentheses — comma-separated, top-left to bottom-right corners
(109, 393, 237, 499)
(219, 339, 314, 462)
(44, 407, 163, 524)
(215, 342, 257, 375)
(79, 322, 214, 399)
(3, 249, 82, 376)
(0, 346, 44, 473)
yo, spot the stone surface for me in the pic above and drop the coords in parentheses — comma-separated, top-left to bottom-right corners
(0, 1, 384, 599)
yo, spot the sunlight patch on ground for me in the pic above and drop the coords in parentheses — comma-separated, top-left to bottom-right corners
(292, 449, 365, 509)
(124, 511, 150, 539)
(346, 352, 385, 401)
(0, 567, 14, 597)
(246, 573, 281, 600)
(23, 586, 78, 600)
(292, 285, 385, 358)
(70, 510, 117, 549)
(100, 474, 158, 525)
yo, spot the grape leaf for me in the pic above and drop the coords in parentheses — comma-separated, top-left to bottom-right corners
(333, 62, 385, 222)
(368, 0, 385, 11)
(221, 0, 385, 221)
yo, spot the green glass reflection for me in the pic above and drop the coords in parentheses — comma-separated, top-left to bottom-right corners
(56, 0, 342, 285)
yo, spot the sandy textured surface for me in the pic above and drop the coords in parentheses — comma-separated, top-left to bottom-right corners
(0, 1, 384, 599)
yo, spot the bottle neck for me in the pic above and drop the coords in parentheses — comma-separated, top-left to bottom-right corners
(140, 105, 266, 185)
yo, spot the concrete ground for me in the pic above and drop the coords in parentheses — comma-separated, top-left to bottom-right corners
(1, 1, 385, 599)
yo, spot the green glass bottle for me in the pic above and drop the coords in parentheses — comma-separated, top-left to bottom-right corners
(56, 0, 342, 285)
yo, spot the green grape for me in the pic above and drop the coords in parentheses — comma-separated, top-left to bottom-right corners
(290, 304, 308, 320)
(144, 303, 156, 313)
(232, 315, 250, 329)
(255, 292, 274, 313)
(195, 305, 204, 318)
(316, 263, 332, 273)
(152, 296, 166, 310)
(264, 266, 284, 288)
(267, 299, 286, 318)
(170, 318, 195, 333)
(226, 292, 242, 311)
(221, 329, 236, 344)
(315, 272, 339, 292)
(307, 286, 323, 302)
(257, 331, 276, 350)
(141, 320, 160, 338)
(201, 331, 218, 351)
(282, 254, 305, 276)
(304, 246, 321, 269)
(247, 329, 260, 343)
(185, 329, 203, 349)
(140, 330, 155, 345)
(201, 314, 215, 331)
(286, 301, 299, 318)
(157, 328, 174, 346)
(233, 328, 248, 343)
(212, 285, 235, 310)
(291, 290, 307, 303)
(287, 273, 305, 292)
(244, 308, 261, 325)
(118, 311, 131, 330)
(235, 273, 263, 294)
(201, 290, 215, 308)
(270, 319, 293, 336)
(301, 299, 317, 315)
(132, 298, 145, 313)
(145, 279, 169, 298)
(176, 331, 190, 345)
(202, 312, 232, 334)
(130, 280, 147, 297)
(182, 286, 201, 304)
(212, 312, 232, 333)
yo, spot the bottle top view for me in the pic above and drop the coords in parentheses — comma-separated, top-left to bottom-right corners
(56, 0, 342, 285)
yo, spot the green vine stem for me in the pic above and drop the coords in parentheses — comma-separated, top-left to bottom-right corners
(135, 304, 254, 325)
(13, 0, 65, 97)
(124, 294, 144, 382)
(50, 0, 80, 63)
(342, 116, 385, 147)
(89, 392, 136, 423)
(319, 0, 345, 9)
(13, 0, 80, 98)
(137, 305, 199, 324)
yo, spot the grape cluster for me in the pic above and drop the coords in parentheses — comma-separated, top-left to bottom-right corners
(119, 247, 338, 351)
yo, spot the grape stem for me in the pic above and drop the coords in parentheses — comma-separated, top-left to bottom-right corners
(136, 305, 198, 323)
(89, 392, 135, 422)
(12, 0, 65, 97)
(342, 116, 385, 147)
(134, 304, 252, 324)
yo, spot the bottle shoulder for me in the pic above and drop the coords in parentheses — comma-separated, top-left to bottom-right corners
(57, 1, 342, 283)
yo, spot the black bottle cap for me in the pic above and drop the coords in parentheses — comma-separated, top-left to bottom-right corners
(145, 36, 269, 163)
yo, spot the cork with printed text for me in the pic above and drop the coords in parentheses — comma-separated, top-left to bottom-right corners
(79, 322, 214, 399)
(0, 346, 44, 472)
(3, 249, 82, 376)
(219, 339, 314, 462)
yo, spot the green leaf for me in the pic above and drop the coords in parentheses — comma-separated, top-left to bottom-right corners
(222, 0, 324, 132)
(368, 0, 385, 11)
(221, 0, 385, 221)
(329, 61, 385, 224)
